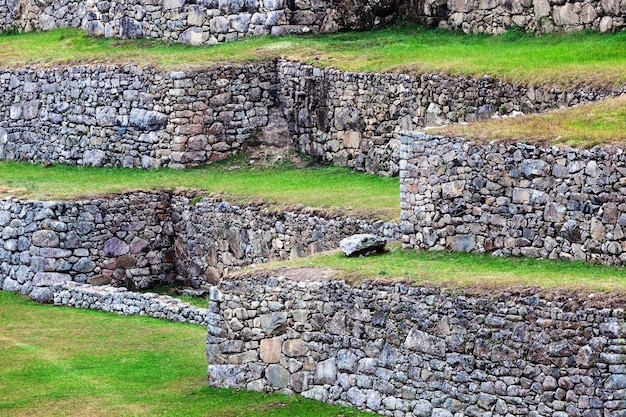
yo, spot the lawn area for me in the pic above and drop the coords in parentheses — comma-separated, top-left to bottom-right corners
(269, 243, 626, 293)
(437, 95, 626, 146)
(0, 25, 625, 88)
(0, 291, 373, 417)
(0, 159, 400, 221)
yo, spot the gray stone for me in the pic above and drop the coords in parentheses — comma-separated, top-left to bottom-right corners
(441, 180, 466, 199)
(414, 399, 433, 417)
(32, 230, 60, 248)
(32, 272, 71, 287)
(520, 159, 550, 177)
(210, 16, 229, 33)
(179, 27, 205, 45)
(258, 312, 288, 335)
(339, 234, 386, 257)
(73, 258, 96, 273)
(315, 358, 337, 385)
(432, 408, 454, 417)
(129, 108, 167, 131)
(83, 149, 106, 166)
(96, 106, 118, 127)
(346, 387, 367, 407)
(446, 234, 475, 252)
(404, 328, 446, 357)
(208, 365, 247, 388)
(163, 0, 185, 9)
(337, 349, 359, 372)
(302, 386, 329, 402)
(2, 278, 21, 292)
(265, 364, 290, 388)
(119, 17, 143, 39)
(29, 287, 53, 303)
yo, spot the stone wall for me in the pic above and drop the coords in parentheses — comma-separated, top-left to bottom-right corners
(400, 131, 626, 265)
(1, 61, 624, 175)
(422, 0, 626, 34)
(0, 191, 399, 302)
(0, 0, 87, 33)
(82, 0, 416, 44)
(53, 281, 212, 325)
(278, 60, 625, 176)
(207, 274, 626, 416)
(3, 0, 622, 40)
(0, 63, 276, 169)
(170, 195, 400, 287)
(0, 192, 176, 303)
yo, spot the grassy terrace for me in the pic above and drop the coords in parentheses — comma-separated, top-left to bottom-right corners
(271, 243, 626, 294)
(0, 159, 400, 221)
(438, 95, 626, 146)
(0, 291, 373, 417)
(1, 25, 625, 88)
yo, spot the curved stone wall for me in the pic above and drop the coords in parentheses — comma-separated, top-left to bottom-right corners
(400, 132, 626, 265)
(206, 274, 626, 416)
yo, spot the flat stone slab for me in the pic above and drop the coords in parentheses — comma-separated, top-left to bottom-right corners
(339, 234, 386, 257)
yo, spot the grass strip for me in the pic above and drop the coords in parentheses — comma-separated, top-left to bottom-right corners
(272, 243, 626, 293)
(436, 95, 626, 146)
(0, 159, 400, 221)
(0, 291, 373, 417)
(0, 25, 625, 88)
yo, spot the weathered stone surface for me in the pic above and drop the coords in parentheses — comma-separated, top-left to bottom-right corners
(31, 230, 60, 248)
(404, 328, 446, 357)
(260, 337, 281, 363)
(265, 364, 290, 388)
(339, 234, 386, 257)
(129, 108, 167, 131)
(32, 272, 71, 287)
(208, 364, 248, 388)
(87, 275, 112, 286)
(282, 339, 308, 357)
(103, 237, 130, 257)
(29, 287, 53, 303)
(315, 358, 337, 385)
(258, 312, 288, 335)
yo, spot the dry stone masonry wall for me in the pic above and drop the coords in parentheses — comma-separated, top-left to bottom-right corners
(0, 191, 398, 302)
(0, 63, 276, 169)
(2, 0, 623, 39)
(400, 132, 626, 265)
(53, 281, 212, 325)
(2, 60, 623, 176)
(170, 195, 400, 287)
(278, 61, 625, 176)
(207, 275, 626, 416)
(0, 192, 176, 303)
(0, 0, 87, 33)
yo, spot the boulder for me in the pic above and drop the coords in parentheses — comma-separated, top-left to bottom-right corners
(339, 234, 386, 257)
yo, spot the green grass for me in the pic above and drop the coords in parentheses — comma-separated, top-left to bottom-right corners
(0, 159, 400, 221)
(0, 25, 625, 87)
(0, 291, 373, 417)
(437, 95, 626, 146)
(271, 243, 626, 293)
